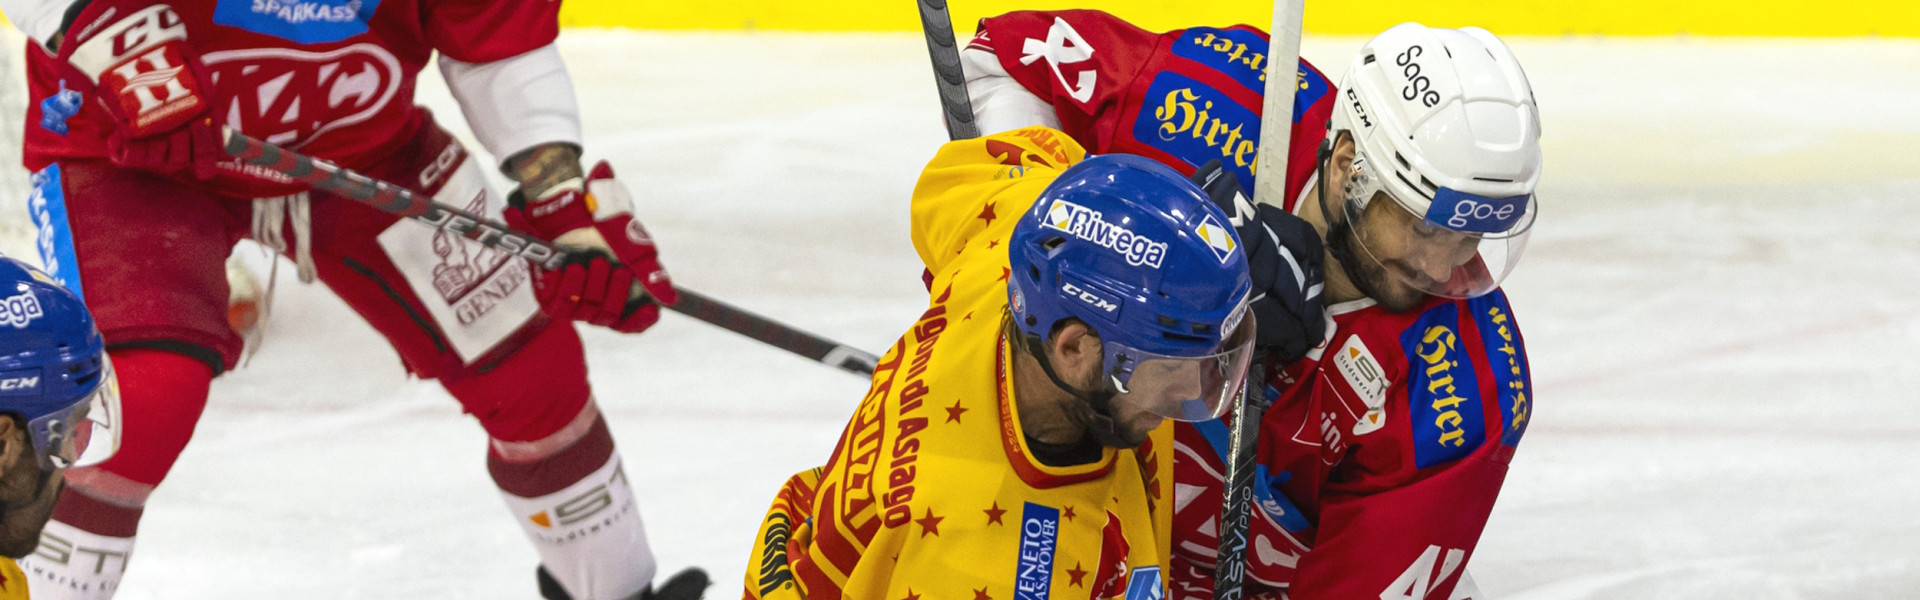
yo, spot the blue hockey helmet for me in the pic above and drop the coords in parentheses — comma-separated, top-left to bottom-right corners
(0, 256, 120, 471)
(1008, 154, 1256, 423)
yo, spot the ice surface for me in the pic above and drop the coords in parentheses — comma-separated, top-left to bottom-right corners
(1, 28, 1917, 599)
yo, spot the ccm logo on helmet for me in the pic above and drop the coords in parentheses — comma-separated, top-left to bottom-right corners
(1061, 281, 1121, 317)
(1346, 88, 1372, 129)
(0, 376, 38, 392)
(1, 291, 44, 328)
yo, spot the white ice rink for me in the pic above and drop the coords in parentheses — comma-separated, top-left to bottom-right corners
(2, 28, 1919, 600)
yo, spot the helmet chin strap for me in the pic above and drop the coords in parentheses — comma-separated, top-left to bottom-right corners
(1323, 218, 1378, 301)
(1019, 330, 1134, 448)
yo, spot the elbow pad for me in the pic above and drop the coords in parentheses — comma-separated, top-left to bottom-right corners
(961, 46, 1060, 136)
(439, 44, 584, 168)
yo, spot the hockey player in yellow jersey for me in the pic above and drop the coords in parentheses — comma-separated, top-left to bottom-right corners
(0, 257, 125, 599)
(745, 127, 1258, 599)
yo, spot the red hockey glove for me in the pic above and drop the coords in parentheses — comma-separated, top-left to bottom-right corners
(57, 3, 223, 181)
(504, 161, 678, 334)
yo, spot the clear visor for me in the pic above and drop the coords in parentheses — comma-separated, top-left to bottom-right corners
(28, 357, 122, 470)
(1104, 315, 1257, 422)
(1343, 156, 1536, 299)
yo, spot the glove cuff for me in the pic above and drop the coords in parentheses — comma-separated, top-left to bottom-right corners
(516, 178, 597, 238)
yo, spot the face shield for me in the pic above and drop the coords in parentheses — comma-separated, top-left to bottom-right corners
(1101, 313, 1257, 422)
(28, 356, 122, 471)
(1341, 153, 1537, 299)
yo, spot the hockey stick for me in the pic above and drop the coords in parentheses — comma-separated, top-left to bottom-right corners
(220, 129, 881, 376)
(915, 0, 980, 140)
(1213, 1, 1306, 598)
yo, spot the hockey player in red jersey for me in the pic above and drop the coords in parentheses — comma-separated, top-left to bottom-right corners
(964, 11, 1541, 599)
(0, 0, 705, 598)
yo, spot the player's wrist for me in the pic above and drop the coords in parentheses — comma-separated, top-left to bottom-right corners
(505, 142, 585, 199)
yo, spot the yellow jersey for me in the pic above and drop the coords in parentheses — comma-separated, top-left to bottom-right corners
(0, 557, 27, 599)
(745, 128, 1176, 600)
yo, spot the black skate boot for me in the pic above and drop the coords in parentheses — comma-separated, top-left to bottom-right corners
(537, 565, 710, 600)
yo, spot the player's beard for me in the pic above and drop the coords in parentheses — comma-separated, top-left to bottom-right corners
(1063, 369, 1154, 450)
(0, 430, 64, 558)
(1069, 401, 1154, 449)
(1331, 220, 1427, 313)
(1106, 409, 1160, 449)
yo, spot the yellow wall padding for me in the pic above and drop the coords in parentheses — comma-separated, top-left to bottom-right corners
(557, 0, 1916, 37)
(5, 3, 1904, 37)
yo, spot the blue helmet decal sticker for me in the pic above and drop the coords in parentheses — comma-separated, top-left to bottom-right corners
(1041, 199, 1168, 268)
(1426, 188, 1528, 234)
(1, 290, 44, 329)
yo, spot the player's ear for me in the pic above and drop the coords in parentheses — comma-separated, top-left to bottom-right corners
(1048, 321, 1104, 384)
(1328, 133, 1357, 190)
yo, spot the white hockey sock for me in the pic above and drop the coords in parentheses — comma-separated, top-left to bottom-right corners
(499, 452, 656, 600)
(17, 520, 135, 600)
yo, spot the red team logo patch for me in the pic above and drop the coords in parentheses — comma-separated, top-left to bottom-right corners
(202, 44, 403, 147)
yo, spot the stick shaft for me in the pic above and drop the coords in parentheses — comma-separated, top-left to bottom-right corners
(1252, 1, 1307, 211)
(221, 129, 879, 376)
(1214, 366, 1266, 600)
(224, 131, 571, 270)
(670, 288, 880, 375)
(916, 0, 980, 140)
(1216, 1, 1306, 598)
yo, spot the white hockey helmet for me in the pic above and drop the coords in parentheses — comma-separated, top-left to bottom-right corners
(1329, 23, 1542, 299)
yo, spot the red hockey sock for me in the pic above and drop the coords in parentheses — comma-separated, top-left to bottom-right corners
(52, 348, 215, 537)
(487, 414, 615, 497)
(99, 348, 214, 487)
(50, 485, 143, 537)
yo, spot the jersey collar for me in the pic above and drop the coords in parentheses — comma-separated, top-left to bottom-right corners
(996, 332, 1117, 489)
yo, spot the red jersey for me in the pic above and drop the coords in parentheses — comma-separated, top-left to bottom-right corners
(20, 0, 557, 174)
(973, 10, 1532, 599)
(967, 9, 1335, 204)
(1168, 292, 1530, 600)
